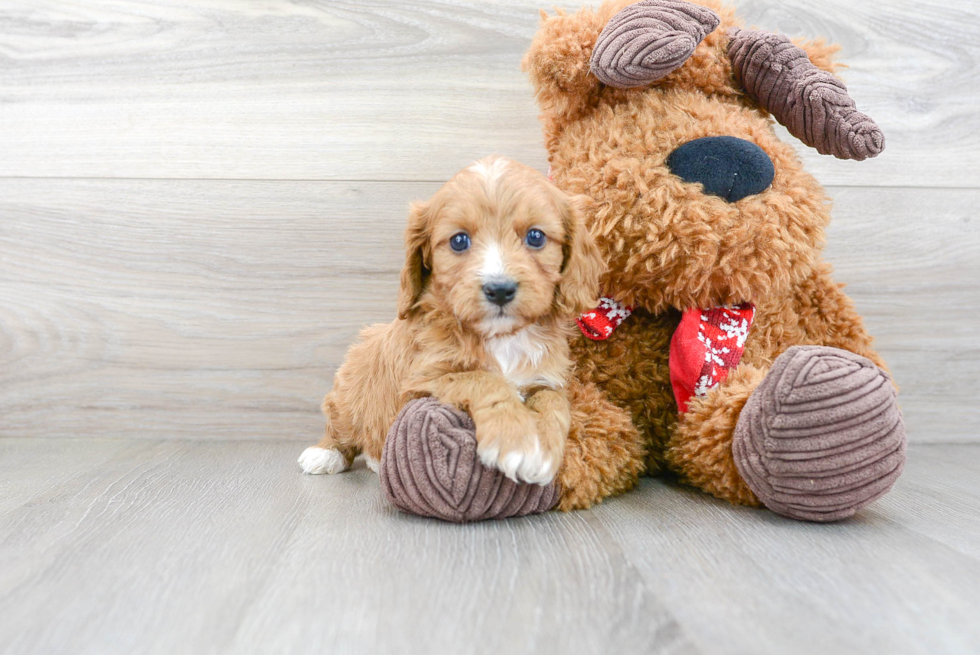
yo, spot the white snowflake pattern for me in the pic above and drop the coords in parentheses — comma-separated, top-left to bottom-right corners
(688, 305, 755, 399)
(697, 332, 731, 368)
(597, 297, 632, 322)
(694, 311, 734, 397)
(693, 374, 715, 398)
(718, 314, 751, 348)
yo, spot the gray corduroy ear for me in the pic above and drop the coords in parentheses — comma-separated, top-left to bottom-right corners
(590, 0, 720, 88)
(727, 27, 885, 160)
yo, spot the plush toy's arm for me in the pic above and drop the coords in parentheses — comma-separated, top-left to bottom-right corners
(403, 370, 556, 483)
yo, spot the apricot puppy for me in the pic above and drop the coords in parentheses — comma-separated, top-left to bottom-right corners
(298, 156, 603, 484)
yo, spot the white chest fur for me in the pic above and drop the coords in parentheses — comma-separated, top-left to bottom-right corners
(485, 326, 562, 393)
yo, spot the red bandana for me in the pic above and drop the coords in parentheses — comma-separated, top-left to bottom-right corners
(669, 303, 755, 413)
(576, 297, 634, 340)
(578, 300, 755, 413)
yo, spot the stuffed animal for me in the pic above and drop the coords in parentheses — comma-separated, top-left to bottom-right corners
(520, 0, 907, 521)
(378, 0, 906, 523)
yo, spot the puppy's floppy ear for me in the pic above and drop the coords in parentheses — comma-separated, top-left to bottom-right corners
(397, 201, 431, 320)
(554, 192, 605, 316)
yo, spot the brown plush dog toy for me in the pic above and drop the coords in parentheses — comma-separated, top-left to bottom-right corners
(379, 0, 906, 522)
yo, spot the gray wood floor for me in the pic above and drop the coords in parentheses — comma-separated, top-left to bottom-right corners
(1, 441, 978, 655)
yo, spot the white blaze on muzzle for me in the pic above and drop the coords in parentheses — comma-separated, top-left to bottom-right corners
(479, 242, 508, 283)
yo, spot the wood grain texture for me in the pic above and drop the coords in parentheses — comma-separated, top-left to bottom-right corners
(0, 439, 695, 655)
(1, 3, 974, 653)
(823, 186, 980, 441)
(0, 179, 435, 440)
(1, 180, 976, 442)
(591, 443, 980, 655)
(1, 439, 978, 655)
(0, 0, 977, 187)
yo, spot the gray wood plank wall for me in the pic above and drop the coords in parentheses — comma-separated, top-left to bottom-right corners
(1, 0, 978, 442)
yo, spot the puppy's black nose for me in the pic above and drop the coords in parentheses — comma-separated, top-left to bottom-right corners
(483, 280, 517, 306)
(666, 136, 775, 203)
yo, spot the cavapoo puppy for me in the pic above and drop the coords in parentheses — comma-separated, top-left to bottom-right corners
(298, 156, 603, 484)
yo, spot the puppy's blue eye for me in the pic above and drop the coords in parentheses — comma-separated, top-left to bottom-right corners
(450, 232, 471, 252)
(525, 228, 546, 249)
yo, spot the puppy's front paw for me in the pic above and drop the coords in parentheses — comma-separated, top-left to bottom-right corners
(298, 446, 348, 475)
(476, 413, 560, 485)
(498, 438, 561, 485)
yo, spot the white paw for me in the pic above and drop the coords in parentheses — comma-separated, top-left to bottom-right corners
(364, 455, 380, 474)
(480, 437, 557, 485)
(298, 447, 348, 475)
(477, 444, 500, 473)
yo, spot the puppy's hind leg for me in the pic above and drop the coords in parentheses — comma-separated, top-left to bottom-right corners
(298, 397, 360, 475)
(298, 433, 352, 475)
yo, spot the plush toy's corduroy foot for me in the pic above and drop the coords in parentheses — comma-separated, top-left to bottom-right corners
(378, 397, 560, 522)
(733, 346, 906, 522)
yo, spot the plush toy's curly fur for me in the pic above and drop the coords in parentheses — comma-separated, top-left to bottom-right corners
(557, 377, 646, 510)
(524, 0, 895, 510)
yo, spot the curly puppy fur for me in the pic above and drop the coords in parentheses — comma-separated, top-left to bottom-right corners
(524, 0, 890, 507)
(300, 157, 608, 487)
